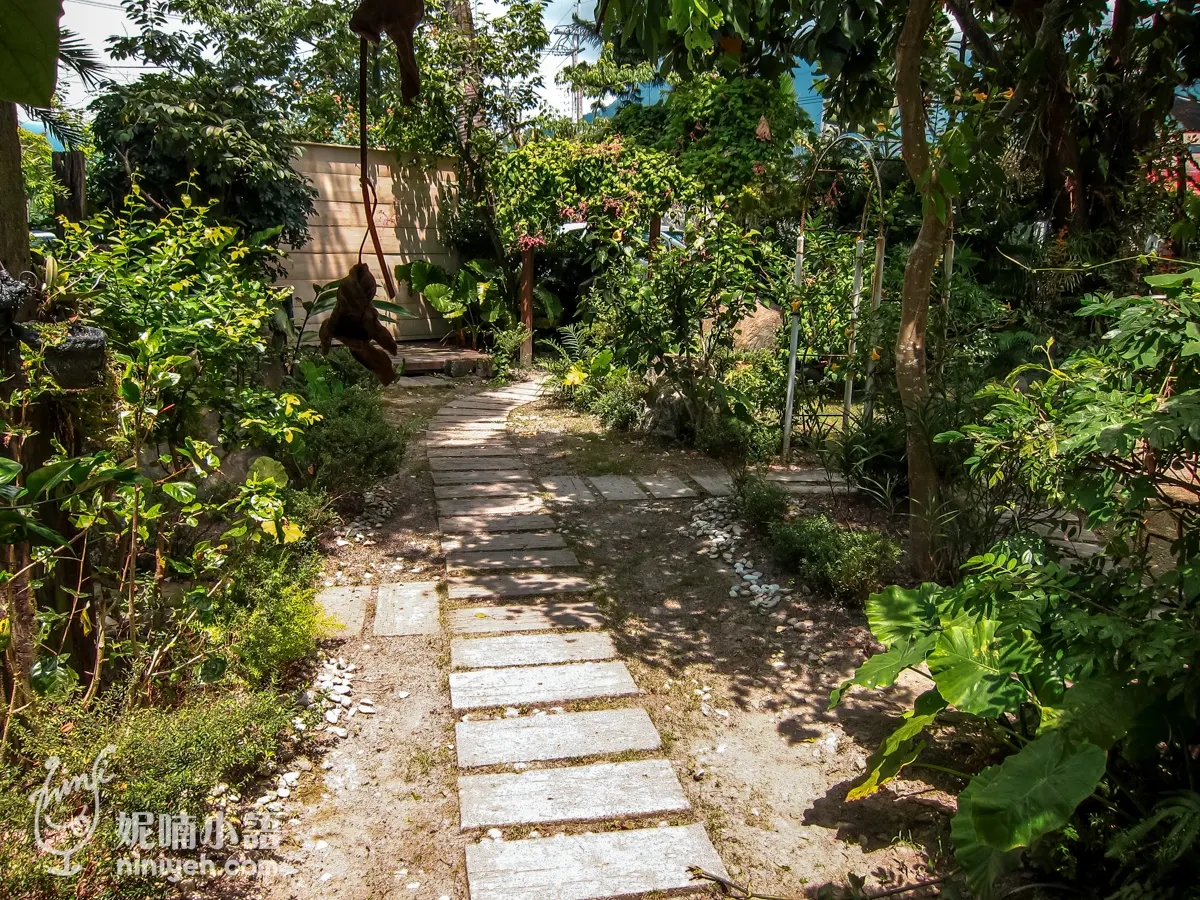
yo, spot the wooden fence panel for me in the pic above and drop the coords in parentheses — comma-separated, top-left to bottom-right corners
(280, 142, 459, 342)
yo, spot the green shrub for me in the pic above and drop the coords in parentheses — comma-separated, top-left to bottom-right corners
(7, 692, 291, 811)
(215, 550, 324, 685)
(300, 384, 407, 495)
(734, 475, 790, 532)
(769, 515, 900, 602)
(320, 346, 388, 392)
(697, 414, 779, 463)
(1, 691, 292, 897)
(586, 370, 646, 430)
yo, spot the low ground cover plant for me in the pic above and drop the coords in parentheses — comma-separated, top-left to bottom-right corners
(734, 476, 901, 602)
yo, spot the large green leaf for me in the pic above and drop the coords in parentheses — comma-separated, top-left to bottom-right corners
(846, 689, 947, 799)
(248, 456, 289, 487)
(927, 618, 1035, 717)
(951, 765, 1024, 900)
(953, 732, 1107, 897)
(829, 633, 937, 708)
(407, 259, 449, 294)
(0, 458, 21, 487)
(1041, 676, 1140, 750)
(865, 583, 940, 648)
(0, 0, 62, 106)
(373, 299, 419, 319)
(422, 282, 464, 315)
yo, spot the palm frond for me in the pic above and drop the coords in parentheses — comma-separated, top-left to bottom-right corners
(58, 29, 106, 89)
(19, 106, 87, 150)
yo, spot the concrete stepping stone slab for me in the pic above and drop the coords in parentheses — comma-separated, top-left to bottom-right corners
(431, 469, 532, 485)
(428, 424, 510, 434)
(636, 474, 698, 499)
(430, 456, 526, 471)
(587, 475, 648, 501)
(465, 824, 728, 900)
(450, 602, 604, 634)
(540, 476, 597, 503)
(437, 497, 546, 518)
(450, 661, 637, 710)
(395, 375, 453, 386)
(442, 532, 565, 552)
(373, 581, 439, 636)
(440, 513, 557, 533)
(434, 482, 540, 499)
(690, 472, 734, 496)
(767, 469, 847, 484)
(427, 439, 501, 449)
(458, 759, 688, 829)
(779, 482, 844, 495)
(428, 432, 508, 441)
(428, 446, 520, 458)
(455, 708, 660, 767)
(316, 586, 369, 637)
(451, 632, 615, 668)
(447, 549, 581, 571)
(448, 573, 589, 601)
(443, 405, 516, 415)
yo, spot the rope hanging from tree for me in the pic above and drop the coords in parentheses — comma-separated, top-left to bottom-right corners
(317, 0, 424, 385)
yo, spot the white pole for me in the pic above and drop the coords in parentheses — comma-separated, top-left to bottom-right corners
(863, 233, 886, 424)
(842, 237, 866, 431)
(781, 231, 805, 460)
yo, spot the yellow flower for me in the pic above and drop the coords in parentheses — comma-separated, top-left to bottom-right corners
(870, 348, 881, 361)
(876, 122, 887, 132)
(564, 368, 587, 386)
(973, 90, 989, 102)
(1001, 88, 1014, 100)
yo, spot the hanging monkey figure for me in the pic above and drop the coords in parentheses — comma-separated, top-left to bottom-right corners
(320, 263, 399, 385)
(318, 0, 423, 383)
(350, 0, 425, 104)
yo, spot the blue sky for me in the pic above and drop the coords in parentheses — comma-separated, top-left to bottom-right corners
(56, 0, 599, 118)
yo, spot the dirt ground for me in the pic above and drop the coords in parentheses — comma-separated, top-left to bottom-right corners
(217, 375, 960, 900)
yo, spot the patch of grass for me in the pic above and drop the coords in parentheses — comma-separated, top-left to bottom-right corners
(769, 515, 901, 603)
(1, 692, 292, 898)
(734, 476, 790, 532)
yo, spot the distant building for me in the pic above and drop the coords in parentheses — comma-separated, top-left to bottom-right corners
(1171, 94, 1200, 195)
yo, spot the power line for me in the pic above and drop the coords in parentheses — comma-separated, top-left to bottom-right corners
(65, 0, 185, 19)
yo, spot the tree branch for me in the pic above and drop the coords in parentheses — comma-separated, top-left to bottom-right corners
(944, 0, 1009, 79)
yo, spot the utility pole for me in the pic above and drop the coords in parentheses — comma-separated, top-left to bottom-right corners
(551, 1, 584, 123)
(572, 0, 582, 122)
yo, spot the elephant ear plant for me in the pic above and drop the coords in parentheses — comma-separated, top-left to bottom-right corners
(831, 270, 1200, 899)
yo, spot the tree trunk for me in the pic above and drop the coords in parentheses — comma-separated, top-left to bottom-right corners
(520, 247, 534, 365)
(0, 102, 31, 281)
(895, 0, 950, 579)
(52, 150, 87, 229)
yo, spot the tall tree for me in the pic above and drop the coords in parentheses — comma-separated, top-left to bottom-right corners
(893, 0, 951, 576)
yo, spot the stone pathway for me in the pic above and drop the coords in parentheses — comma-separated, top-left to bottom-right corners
(314, 378, 841, 897)
(434, 379, 729, 899)
(523, 469, 852, 502)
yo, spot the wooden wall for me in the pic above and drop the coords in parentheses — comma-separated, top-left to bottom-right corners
(281, 142, 458, 341)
